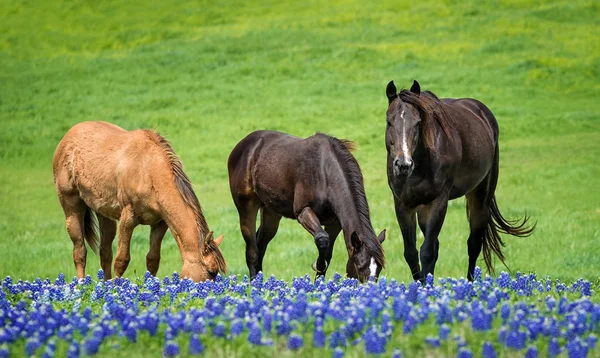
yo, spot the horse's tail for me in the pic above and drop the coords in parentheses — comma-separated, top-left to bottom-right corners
(83, 207, 99, 254)
(481, 145, 536, 274)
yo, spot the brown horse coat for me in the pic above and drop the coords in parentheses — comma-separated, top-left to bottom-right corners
(53, 121, 226, 282)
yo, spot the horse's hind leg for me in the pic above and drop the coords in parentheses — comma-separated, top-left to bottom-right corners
(98, 214, 116, 279)
(296, 207, 329, 276)
(146, 220, 168, 276)
(234, 195, 261, 279)
(465, 184, 491, 281)
(114, 206, 139, 278)
(58, 195, 89, 279)
(256, 207, 282, 273)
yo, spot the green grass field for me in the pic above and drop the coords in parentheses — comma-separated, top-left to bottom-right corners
(1, 0, 599, 285)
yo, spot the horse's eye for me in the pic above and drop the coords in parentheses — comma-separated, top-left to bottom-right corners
(208, 270, 218, 278)
(386, 120, 392, 128)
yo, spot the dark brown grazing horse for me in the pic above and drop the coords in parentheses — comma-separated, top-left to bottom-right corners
(228, 130, 386, 283)
(385, 80, 535, 282)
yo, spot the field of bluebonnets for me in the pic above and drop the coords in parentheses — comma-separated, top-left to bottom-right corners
(1, 0, 599, 356)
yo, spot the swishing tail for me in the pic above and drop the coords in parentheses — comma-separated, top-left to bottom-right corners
(482, 197, 536, 274)
(83, 207, 99, 254)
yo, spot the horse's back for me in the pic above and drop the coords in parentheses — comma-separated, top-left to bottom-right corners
(228, 130, 333, 218)
(54, 121, 169, 221)
(439, 98, 499, 198)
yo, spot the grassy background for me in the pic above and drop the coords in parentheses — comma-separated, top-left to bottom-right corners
(0, 0, 598, 283)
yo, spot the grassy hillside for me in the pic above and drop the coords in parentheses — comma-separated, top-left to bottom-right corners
(1, 0, 599, 283)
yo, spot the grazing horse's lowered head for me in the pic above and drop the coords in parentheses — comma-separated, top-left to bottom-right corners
(345, 231, 386, 283)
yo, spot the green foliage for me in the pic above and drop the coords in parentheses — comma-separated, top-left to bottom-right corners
(0, 0, 598, 285)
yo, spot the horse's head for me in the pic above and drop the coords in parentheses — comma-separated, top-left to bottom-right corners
(181, 232, 227, 282)
(385, 80, 422, 179)
(347, 231, 386, 283)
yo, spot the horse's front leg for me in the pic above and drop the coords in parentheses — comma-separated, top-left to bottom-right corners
(393, 197, 420, 281)
(114, 206, 138, 278)
(418, 196, 448, 280)
(146, 221, 168, 276)
(297, 207, 329, 277)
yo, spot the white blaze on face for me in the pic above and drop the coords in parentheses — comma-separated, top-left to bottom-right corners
(369, 257, 377, 277)
(400, 108, 410, 164)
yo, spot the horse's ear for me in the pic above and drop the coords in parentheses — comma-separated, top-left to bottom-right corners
(214, 234, 224, 246)
(351, 231, 362, 251)
(386, 80, 398, 104)
(206, 231, 214, 241)
(410, 80, 421, 95)
(377, 229, 386, 244)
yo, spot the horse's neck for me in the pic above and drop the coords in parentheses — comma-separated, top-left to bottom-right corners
(330, 184, 374, 240)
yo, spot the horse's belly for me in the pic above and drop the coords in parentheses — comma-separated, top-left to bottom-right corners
(79, 187, 123, 220)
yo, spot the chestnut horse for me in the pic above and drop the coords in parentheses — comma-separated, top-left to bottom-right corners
(385, 80, 535, 282)
(228, 130, 385, 283)
(53, 121, 226, 282)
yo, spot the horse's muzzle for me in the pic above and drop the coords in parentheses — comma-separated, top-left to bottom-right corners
(393, 157, 414, 178)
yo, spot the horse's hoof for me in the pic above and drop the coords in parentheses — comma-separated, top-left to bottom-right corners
(312, 260, 328, 273)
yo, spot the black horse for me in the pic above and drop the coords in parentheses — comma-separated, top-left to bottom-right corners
(228, 130, 385, 283)
(385, 80, 534, 281)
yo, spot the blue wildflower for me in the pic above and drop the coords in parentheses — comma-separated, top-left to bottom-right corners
(288, 334, 303, 350)
(163, 341, 179, 357)
(97, 269, 104, 281)
(482, 341, 496, 358)
(457, 347, 473, 358)
(439, 324, 451, 340)
(313, 320, 326, 348)
(425, 336, 440, 347)
(189, 334, 204, 355)
(392, 348, 402, 358)
(83, 275, 92, 285)
(332, 347, 344, 358)
(524, 345, 538, 358)
(212, 322, 226, 338)
(230, 319, 244, 338)
(66, 341, 80, 358)
(588, 333, 598, 350)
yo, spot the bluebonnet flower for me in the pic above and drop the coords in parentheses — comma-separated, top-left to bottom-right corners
(163, 341, 179, 357)
(457, 347, 472, 358)
(425, 336, 440, 347)
(288, 334, 303, 350)
(329, 330, 346, 349)
(248, 322, 263, 345)
(392, 348, 402, 358)
(333, 347, 344, 358)
(506, 330, 527, 350)
(66, 341, 80, 358)
(0, 346, 8, 358)
(230, 319, 244, 338)
(473, 267, 482, 282)
(363, 326, 386, 354)
(588, 333, 598, 349)
(313, 319, 326, 348)
(439, 324, 450, 340)
(482, 341, 496, 358)
(548, 337, 561, 357)
(524, 345, 538, 358)
(83, 275, 92, 286)
(212, 322, 226, 338)
(189, 334, 204, 355)
(97, 269, 104, 281)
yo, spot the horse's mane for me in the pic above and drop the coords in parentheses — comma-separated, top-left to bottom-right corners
(151, 132, 226, 273)
(318, 133, 385, 269)
(398, 89, 452, 151)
